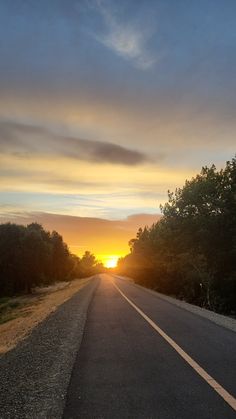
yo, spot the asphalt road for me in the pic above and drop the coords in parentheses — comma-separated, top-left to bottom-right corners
(64, 274, 236, 419)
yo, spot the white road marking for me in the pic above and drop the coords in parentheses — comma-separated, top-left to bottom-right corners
(112, 280, 236, 412)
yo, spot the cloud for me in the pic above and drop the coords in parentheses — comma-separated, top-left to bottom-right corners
(93, 0, 156, 69)
(0, 119, 149, 165)
(0, 210, 161, 258)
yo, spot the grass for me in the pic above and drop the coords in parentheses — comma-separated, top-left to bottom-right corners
(0, 298, 24, 324)
(0, 297, 10, 305)
(0, 313, 18, 325)
(0, 278, 88, 327)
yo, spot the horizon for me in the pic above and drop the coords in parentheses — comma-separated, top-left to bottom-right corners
(0, 211, 161, 265)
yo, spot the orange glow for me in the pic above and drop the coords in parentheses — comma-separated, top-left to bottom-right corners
(104, 256, 119, 268)
(0, 213, 161, 266)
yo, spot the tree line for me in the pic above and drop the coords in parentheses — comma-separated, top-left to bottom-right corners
(0, 222, 103, 297)
(117, 157, 236, 315)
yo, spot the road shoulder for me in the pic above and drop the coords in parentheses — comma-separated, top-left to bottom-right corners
(0, 276, 99, 419)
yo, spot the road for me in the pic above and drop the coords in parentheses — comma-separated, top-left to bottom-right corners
(64, 274, 236, 419)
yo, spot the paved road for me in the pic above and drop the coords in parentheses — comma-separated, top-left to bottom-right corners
(64, 274, 236, 419)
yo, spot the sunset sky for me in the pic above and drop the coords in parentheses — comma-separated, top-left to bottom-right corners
(0, 0, 236, 264)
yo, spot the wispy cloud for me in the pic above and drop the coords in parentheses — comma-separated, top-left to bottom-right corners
(0, 119, 150, 165)
(93, 0, 156, 70)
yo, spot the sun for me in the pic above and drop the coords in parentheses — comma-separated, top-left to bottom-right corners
(105, 256, 119, 269)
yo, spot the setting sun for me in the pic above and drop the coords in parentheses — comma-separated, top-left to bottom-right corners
(104, 256, 119, 269)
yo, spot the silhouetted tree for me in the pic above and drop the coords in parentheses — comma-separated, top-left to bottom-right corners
(80, 251, 98, 276)
(0, 223, 104, 297)
(118, 156, 236, 314)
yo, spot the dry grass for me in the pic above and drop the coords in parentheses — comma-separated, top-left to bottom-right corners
(0, 277, 91, 355)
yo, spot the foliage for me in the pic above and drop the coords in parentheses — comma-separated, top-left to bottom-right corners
(0, 223, 102, 297)
(118, 157, 236, 314)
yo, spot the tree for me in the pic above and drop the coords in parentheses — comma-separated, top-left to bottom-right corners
(117, 156, 236, 314)
(80, 251, 98, 276)
(50, 231, 71, 282)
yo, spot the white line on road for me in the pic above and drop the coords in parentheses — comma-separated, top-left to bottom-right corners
(112, 281, 236, 413)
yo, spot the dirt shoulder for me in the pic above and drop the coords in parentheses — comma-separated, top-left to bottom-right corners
(0, 277, 91, 354)
(0, 277, 99, 419)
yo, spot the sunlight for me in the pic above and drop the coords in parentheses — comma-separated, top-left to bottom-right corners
(104, 256, 119, 269)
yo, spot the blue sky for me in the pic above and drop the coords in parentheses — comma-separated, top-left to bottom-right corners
(0, 0, 235, 256)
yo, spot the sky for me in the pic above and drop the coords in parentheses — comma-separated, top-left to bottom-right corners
(0, 0, 236, 263)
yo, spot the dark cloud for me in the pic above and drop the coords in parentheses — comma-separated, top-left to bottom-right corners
(0, 119, 149, 165)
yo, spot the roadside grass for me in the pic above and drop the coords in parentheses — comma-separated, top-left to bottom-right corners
(0, 298, 28, 324)
(0, 291, 51, 325)
(0, 279, 80, 326)
(0, 277, 91, 354)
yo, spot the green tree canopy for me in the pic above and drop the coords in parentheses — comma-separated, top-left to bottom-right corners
(118, 157, 236, 314)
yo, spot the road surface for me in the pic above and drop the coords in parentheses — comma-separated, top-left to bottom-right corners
(64, 274, 236, 419)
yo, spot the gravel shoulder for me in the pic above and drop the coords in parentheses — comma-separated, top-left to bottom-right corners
(114, 275, 236, 333)
(0, 276, 99, 419)
(0, 277, 92, 354)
